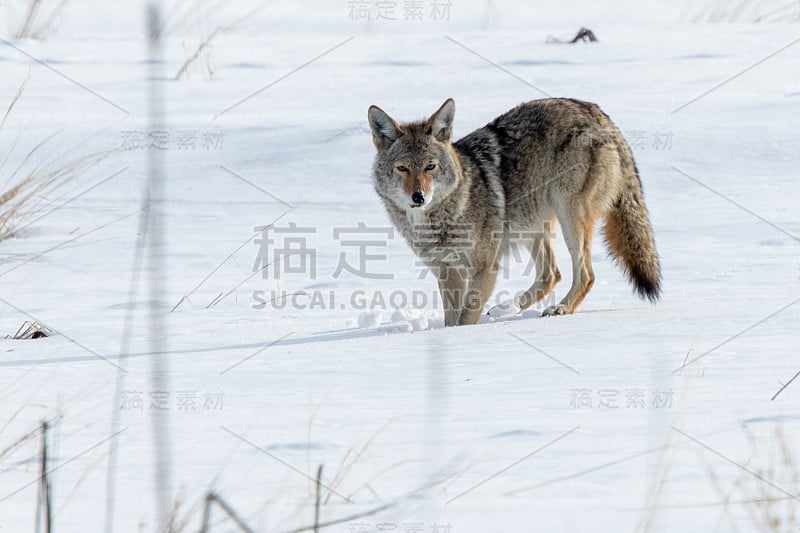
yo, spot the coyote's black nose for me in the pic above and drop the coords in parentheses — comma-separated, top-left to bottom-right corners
(411, 191, 425, 206)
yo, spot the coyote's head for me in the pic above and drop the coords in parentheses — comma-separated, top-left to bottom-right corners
(368, 99, 460, 211)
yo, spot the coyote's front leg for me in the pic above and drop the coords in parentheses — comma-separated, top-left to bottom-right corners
(436, 266, 498, 326)
(436, 267, 467, 327)
(458, 267, 498, 325)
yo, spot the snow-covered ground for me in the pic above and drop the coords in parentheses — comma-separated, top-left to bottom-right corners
(1, 1, 799, 531)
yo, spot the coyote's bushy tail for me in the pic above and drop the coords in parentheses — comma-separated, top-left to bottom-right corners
(603, 155, 661, 302)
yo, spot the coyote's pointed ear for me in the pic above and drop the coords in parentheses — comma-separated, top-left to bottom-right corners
(427, 98, 455, 143)
(368, 105, 401, 151)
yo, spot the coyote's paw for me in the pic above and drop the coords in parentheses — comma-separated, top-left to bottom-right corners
(542, 304, 570, 317)
(487, 300, 521, 318)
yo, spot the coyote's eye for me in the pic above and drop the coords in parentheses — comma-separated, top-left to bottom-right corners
(396, 165, 409, 172)
(425, 163, 436, 171)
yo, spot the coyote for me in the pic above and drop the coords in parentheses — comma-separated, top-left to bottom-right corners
(368, 98, 661, 326)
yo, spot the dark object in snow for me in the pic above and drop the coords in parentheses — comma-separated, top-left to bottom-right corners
(571, 27, 598, 43)
(546, 27, 599, 44)
(7, 321, 53, 339)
